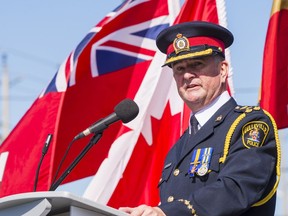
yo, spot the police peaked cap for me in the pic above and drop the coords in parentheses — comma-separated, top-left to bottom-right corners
(156, 21, 234, 66)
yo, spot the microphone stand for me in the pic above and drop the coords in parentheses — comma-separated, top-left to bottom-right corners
(49, 133, 103, 191)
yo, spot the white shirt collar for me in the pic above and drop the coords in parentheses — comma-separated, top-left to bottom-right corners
(189, 91, 231, 133)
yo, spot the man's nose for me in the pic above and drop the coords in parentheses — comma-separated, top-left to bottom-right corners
(183, 70, 196, 80)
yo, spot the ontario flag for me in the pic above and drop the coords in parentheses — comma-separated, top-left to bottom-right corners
(259, 0, 288, 129)
(0, 0, 232, 209)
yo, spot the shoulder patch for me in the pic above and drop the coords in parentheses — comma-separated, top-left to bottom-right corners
(242, 121, 269, 148)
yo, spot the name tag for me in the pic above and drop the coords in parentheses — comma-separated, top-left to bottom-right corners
(164, 162, 172, 169)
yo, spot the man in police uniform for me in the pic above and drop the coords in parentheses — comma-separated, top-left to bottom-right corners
(120, 21, 280, 216)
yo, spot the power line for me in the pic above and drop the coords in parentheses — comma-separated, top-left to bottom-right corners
(0, 95, 37, 101)
(0, 47, 60, 69)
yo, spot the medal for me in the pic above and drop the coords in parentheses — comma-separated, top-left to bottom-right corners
(188, 149, 201, 177)
(189, 147, 213, 177)
(197, 163, 208, 176)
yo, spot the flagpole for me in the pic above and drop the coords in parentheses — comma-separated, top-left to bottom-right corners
(1, 53, 10, 142)
(216, 0, 234, 97)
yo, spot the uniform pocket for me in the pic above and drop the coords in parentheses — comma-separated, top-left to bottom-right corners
(158, 162, 174, 187)
(208, 152, 221, 173)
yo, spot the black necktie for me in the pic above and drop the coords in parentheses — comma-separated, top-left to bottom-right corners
(182, 115, 199, 154)
(190, 115, 199, 135)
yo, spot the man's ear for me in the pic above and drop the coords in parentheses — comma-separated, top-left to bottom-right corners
(220, 60, 229, 81)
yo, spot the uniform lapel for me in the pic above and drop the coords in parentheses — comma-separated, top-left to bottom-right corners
(179, 98, 238, 160)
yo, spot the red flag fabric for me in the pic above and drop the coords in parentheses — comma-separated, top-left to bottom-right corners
(0, 0, 174, 197)
(259, 0, 288, 129)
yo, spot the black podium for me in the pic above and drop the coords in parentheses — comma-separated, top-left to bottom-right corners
(0, 191, 128, 216)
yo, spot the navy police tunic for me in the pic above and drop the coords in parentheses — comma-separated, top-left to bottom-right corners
(158, 98, 279, 216)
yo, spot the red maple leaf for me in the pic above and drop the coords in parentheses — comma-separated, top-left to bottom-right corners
(107, 101, 183, 208)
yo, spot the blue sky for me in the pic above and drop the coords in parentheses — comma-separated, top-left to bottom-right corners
(0, 0, 287, 214)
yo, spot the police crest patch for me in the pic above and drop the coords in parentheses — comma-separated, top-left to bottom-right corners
(242, 121, 269, 148)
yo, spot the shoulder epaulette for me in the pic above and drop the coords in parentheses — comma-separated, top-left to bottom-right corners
(234, 105, 261, 113)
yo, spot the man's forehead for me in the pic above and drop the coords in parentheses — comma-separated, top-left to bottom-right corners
(172, 56, 212, 66)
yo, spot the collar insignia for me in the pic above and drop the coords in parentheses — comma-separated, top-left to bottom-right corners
(216, 115, 223, 122)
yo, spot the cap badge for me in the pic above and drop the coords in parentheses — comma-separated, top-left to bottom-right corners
(173, 33, 190, 54)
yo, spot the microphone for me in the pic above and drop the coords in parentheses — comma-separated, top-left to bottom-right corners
(73, 98, 139, 140)
(34, 134, 53, 191)
(42, 134, 53, 155)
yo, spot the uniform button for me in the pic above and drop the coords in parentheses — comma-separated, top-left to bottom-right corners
(173, 169, 180, 176)
(167, 196, 174, 202)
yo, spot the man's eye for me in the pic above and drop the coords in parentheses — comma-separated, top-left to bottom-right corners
(190, 61, 203, 67)
(175, 67, 185, 73)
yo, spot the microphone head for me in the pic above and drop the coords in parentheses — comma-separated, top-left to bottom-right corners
(114, 99, 139, 123)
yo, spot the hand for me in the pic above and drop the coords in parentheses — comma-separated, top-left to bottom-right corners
(119, 204, 166, 216)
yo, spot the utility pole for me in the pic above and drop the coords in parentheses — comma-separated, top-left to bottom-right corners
(1, 53, 10, 141)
